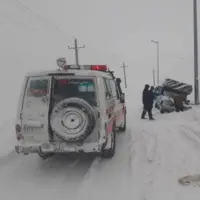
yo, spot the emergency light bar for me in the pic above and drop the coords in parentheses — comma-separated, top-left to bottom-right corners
(56, 57, 108, 71)
(91, 65, 107, 71)
(65, 64, 108, 71)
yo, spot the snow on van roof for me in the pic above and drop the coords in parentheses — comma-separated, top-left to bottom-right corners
(25, 69, 113, 79)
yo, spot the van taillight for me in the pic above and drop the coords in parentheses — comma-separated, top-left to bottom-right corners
(15, 124, 23, 141)
(15, 124, 21, 132)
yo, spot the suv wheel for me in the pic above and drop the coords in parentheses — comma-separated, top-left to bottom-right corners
(102, 125, 116, 158)
(38, 149, 53, 160)
(118, 112, 126, 132)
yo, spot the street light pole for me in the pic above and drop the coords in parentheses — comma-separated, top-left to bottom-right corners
(153, 69, 156, 86)
(151, 40, 160, 85)
(193, 0, 199, 104)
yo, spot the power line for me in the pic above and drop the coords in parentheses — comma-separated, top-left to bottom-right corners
(4, 0, 128, 72)
(8, 0, 126, 68)
(68, 38, 85, 65)
(0, 12, 30, 29)
(12, 0, 74, 38)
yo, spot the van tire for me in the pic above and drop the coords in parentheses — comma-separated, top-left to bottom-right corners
(102, 125, 116, 158)
(38, 150, 53, 160)
(118, 112, 126, 132)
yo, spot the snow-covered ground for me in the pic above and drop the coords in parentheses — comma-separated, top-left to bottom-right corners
(0, 119, 16, 157)
(1, 103, 200, 199)
(1, 0, 200, 199)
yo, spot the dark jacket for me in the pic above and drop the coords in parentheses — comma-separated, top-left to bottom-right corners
(149, 89, 155, 105)
(142, 89, 150, 106)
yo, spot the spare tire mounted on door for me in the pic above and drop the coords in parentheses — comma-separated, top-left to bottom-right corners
(50, 97, 96, 142)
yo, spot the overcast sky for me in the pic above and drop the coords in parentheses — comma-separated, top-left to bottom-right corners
(0, 0, 198, 119)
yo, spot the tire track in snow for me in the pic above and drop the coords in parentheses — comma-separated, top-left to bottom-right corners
(177, 125, 200, 186)
(146, 121, 200, 199)
(123, 108, 160, 200)
(179, 125, 200, 152)
(75, 127, 135, 200)
(126, 108, 200, 199)
(139, 126, 159, 200)
(121, 119, 152, 199)
(0, 152, 95, 200)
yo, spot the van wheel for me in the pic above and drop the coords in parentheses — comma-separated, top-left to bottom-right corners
(119, 112, 126, 132)
(38, 149, 53, 160)
(102, 126, 116, 158)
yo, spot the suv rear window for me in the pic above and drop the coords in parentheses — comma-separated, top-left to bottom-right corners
(53, 78, 97, 106)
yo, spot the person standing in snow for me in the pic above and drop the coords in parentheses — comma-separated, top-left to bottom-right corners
(173, 93, 186, 112)
(141, 84, 154, 120)
(149, 86, 155, 112)
(150, 86, 155, 102)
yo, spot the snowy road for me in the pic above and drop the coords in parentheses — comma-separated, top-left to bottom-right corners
(1, 107, 200, 200)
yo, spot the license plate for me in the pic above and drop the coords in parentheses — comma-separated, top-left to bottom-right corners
(41, 143, 51, 149)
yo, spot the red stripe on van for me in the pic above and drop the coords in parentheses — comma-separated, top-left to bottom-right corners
(106, 118, 115, 135)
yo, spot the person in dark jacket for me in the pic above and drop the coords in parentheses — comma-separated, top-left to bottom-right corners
(116, 78, 122, 95)
(149, 86, 155, 110)
(150, 86, 155, 102)
(141, 84, 154, 120)
(173, 93, 186, 112)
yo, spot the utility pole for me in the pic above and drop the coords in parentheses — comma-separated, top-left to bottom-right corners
(193, 0, 199, 104)
(68, 38, 85, 65)
(151, 40, 160, 85)
(153, 69, 156, 86)
(121, 63, 128, 88)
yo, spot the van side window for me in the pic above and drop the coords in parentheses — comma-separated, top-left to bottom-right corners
(109, 80, 117, 98)
(27, 79, 49, 97)
(103, 78, 113, 99)
(23, 76, 51, 109)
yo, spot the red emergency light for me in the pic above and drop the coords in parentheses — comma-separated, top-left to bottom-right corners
(91, 65, 108, 71)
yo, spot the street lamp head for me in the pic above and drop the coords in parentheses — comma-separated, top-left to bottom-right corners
(151, 40, 158, 44)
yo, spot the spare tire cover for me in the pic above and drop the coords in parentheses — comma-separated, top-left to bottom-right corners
(50, 97, 96, 142)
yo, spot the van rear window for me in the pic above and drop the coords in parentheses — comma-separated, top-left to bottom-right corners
(53, 78, 97, 106)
